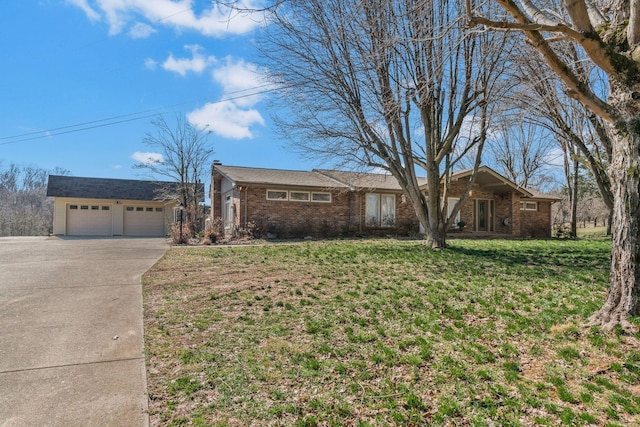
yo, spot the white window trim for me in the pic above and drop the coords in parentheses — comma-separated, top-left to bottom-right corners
(289, 191, 311, 202)
(265, 189, 333, 203)
(266, 189, 288, 201)
(520, 201, 538, 211)
(312, 192, 332, 203)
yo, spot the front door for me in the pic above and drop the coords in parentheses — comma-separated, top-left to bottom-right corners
(475, 200, 494, 232)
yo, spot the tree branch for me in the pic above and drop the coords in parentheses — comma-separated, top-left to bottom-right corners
(469, 1, 616, 122)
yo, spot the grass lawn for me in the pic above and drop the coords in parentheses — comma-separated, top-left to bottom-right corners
(143, 238, 640, 426)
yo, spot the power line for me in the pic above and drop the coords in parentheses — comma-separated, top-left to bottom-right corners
(0, 85, 284, 146)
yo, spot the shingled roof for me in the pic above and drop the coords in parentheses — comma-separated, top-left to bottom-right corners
(214, 165, 350, 189)
(46, 175, 202, 201)
(315, 169, 429, 191)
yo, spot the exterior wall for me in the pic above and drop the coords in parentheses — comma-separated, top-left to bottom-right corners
(52, 197, 175, 236)
(353, 191, 419, 235)
(210, 175, 222, 220)
(242, 186, 352, 238)
(219, 186, 420, 238)
(519, 200, 553, 237)
(210, 170, 555, 239)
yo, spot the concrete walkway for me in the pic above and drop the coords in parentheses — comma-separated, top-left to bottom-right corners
(0, 236, 168, 427)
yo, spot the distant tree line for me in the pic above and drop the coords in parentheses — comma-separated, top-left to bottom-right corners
(0, 162, 69, 236)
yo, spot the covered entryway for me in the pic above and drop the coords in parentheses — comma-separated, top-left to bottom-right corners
(123, 206, 166, 236)
(66, 204, 112, 236)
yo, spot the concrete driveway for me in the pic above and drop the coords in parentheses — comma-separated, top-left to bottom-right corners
(0, 236, 168, 427)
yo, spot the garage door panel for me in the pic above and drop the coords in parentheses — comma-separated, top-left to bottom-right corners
(67, 204, 112, 236)
(123, 206, 165, 237)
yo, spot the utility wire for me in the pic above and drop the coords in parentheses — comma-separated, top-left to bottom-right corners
(0, 85, 285, 146)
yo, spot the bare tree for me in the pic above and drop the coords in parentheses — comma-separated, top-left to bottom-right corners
(509, 44, 614, 218)
(0, 162, 69, 236)
(469, 0, 640, 331)
(487, 119, 557, 189)
(134, 115, 213, 235)
(261, 0, 509, 248)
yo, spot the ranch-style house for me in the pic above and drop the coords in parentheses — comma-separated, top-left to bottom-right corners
(210, 164, 559, 239)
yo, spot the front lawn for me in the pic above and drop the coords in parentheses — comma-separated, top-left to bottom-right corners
(143, 238, 640, 426)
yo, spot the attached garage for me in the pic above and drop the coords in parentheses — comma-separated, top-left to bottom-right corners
(66, 204, 113, 236)
(47, 175, 202, 237)
(123, 206, 166, 237)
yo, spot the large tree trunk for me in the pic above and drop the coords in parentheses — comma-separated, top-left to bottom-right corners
(424, 165, 446, 248)
(588, 84, 640, 332)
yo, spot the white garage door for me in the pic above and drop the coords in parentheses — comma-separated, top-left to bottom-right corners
(67, 204, 113, 236)
(123, 206, 166, 236)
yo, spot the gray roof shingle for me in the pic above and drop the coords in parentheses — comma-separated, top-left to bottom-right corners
(214, 165, 350, 189)
(315, 169, 429, 191)
(46, 175, 201, 201)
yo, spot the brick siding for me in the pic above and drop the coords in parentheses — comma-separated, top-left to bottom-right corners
(212, 171, 553, 238)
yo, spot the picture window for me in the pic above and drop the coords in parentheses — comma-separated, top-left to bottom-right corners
(366, 194, 396, 227)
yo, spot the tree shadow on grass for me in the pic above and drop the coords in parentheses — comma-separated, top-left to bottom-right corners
(447, 239, 610, 279)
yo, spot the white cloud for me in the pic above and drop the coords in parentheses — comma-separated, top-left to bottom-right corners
(545, 147, 565, 168)
(112, 164, 123, 170)
(175, 55, 268, 140)
(69, 0, 266, 38)
(129, 22, 156, 39)
(212, 57, 266, 107)
(162, 44, 216, 76)
(66, 0, 100, 21)
(144, 58, 158, 70)
(131, 151, 164, 164)
(187, 101, 265, 139)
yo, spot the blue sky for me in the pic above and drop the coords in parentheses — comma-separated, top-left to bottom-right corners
(1, 1, 311, 181)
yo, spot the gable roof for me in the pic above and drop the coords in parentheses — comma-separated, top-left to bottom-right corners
(46, 175, 201, 201)
(315, 169, 428, 191)
(214, 165, 350, 189)
(447, 166, 534, 197)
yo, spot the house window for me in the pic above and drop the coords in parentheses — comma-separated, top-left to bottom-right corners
(312, 192, 331, 203)
(267, 190, 288, 201)
(520, 201, 538, 211)
(290, 191, 310, 201)
(447, 198, 461, 225)
(366, 193, 396, 227)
